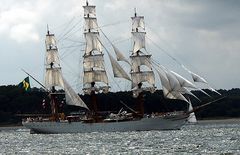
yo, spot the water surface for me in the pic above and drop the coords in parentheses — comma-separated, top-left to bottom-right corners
(0, 119, 239, 154)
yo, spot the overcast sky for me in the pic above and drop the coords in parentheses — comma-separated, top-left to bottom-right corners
(0, 0, 239, 92)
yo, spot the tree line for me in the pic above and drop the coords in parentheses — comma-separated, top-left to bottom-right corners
(0, 85, 239, 125)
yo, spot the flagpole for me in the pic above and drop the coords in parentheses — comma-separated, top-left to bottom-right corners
(21, 68, 49, 92)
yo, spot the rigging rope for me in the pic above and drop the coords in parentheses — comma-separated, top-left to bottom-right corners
(146, 35, 220, 95)
(58, 19, 83, 42)
(56, 16, 78, 38)
(99, 20, 129, 29)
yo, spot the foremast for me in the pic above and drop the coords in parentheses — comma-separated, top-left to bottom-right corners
(130, 10, 156, 116)
(45, 29, 64, 121)
(44, 28, 90, 120)
(82, 1, 109, 119)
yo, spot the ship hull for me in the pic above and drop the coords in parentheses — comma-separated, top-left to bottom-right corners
(22, 114, 188, 134)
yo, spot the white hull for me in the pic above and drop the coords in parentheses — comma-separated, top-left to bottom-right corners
(22, 114, 188, 134)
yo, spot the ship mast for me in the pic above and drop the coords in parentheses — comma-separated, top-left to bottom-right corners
(45, 28, 64, 121)
(130, 9, 155, 116)
(82, 1, 109, 120)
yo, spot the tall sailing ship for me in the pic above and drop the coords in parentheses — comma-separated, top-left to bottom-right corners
(22, 1, 220, 134)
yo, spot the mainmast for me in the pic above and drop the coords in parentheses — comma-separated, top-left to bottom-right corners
(45, 29, 64, 121)
(130, 10, 156, 116)
(82, 1, 109, 118)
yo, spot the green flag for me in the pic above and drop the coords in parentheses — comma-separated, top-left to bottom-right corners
(18, 77, 31, 92)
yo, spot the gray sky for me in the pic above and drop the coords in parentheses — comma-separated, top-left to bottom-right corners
(0, 0, 239, 91)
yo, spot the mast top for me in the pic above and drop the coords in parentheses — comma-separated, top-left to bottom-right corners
(134, 8, 137, 17)
(47, 24, 50, 35)
(86, 0, 88, 6)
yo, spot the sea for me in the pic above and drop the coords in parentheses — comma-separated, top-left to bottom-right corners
(0, 119, 239, 155)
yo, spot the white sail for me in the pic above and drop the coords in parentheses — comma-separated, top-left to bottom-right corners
(171, 71, 197, 89)
(82, 3, 109, 92)
(189, 71, 220, 96)
(45, 31, 89, 110)
(131, 16, 145, 30)
(156, 68, 189, 102)
(165, 71, 181, 92)
(45, 68, 64, 89)
(84, 32, 102, 55)
(190, 71, 208, 83)
(188, 100, 197, 123)
(131, 71, 155, 88)
(180, 87, 201, 101)
(83, 5, 96, 17)
(63, 78, 89, 110)
(84, 17, 98, 31)
(132, 32, 146, 54)
(208, 86, 221, 95)
(45, 32, 59, 66)
(131, 55, 152, 72)
(168, 91, 189, 103)
(45, 34, 57, 50)
(83, 70, 108, 85)
(112, 45, 130, 64)
(44, 31, 64, 90)
(130, 12, 155, 93)
(156, 68, 171, 92)
(83, 54, 104, 71)
(46, 49, 60, 66)
(108, 53, 131, 81)
(165, 70, 197, 102)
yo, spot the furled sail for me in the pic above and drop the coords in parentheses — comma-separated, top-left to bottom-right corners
(108, 53, 131, 81)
